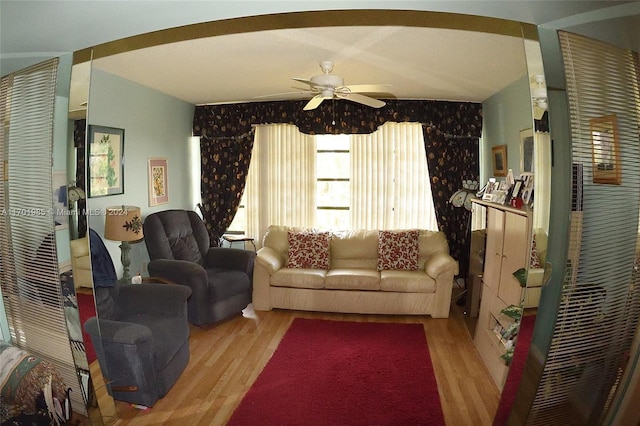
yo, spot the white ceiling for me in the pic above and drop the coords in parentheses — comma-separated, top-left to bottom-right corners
(90, 26, 530, 108)
(3, 1, 638, 113)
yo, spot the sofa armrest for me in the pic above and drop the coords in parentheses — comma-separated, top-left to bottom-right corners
(252, 246, 284, 311)
(255, 246, 284, 275)
(424, 252, 459, 279)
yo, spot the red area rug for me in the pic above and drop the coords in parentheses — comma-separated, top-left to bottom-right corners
(76, 293, 97, 364)
(493, 315, 536, 425)
(228, 318, 445, 426)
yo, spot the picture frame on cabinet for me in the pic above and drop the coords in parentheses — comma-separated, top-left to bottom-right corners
(510, 179, 523, 200)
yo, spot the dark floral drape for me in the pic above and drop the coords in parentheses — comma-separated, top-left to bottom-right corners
(193, 99, 482, 275)
(199, 133, 254, 245)
(74, 119, 87, 238)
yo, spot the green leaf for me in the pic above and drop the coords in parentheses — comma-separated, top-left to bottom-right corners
(512, 267, 528, 287)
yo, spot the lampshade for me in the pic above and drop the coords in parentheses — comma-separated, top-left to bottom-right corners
(104, 205, 144, 242)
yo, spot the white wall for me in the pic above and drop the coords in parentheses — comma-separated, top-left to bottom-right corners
(87, 69, 195, 278)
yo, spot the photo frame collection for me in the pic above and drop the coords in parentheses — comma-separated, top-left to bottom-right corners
(479, 172, 534, 208)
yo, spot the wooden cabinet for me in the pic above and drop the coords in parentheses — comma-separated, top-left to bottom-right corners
(473, 201, 531, 391)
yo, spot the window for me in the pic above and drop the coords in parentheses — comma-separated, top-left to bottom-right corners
(316, 134, 350, 229)
(229, 123, 437, 244)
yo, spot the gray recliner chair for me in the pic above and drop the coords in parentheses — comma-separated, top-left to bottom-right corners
(84, 284, 191, 407)
(143, 209, 255, 326)
(83, 230, 191, 408)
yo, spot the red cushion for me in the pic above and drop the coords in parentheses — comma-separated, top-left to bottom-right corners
(377, 230, 420, 271)
(287, 231, 331, 270)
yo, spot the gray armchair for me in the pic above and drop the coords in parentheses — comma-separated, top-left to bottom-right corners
(143, 210, 255, 326)
(84, 282, 192, 408)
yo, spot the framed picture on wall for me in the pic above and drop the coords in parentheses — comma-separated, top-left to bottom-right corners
(590, 114, 621, 185)
(492, 145, 508, 177)
(148, 157, 169, 206)
(87, 125, 124, 198)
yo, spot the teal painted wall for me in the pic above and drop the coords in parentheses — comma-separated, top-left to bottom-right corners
(86, 68, 195, 278)
(481, 75, 533, 183)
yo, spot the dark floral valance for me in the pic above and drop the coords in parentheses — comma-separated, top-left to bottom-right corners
(193, 99, 481, 138)
(194, 99, 482, 276)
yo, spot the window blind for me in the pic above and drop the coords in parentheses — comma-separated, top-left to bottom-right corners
(0, 58, 84, 415)
(526, 32, 640, 425)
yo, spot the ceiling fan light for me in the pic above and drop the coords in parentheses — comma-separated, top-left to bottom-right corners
(531, 87, 546, 99)
(321, 89, 333, 99)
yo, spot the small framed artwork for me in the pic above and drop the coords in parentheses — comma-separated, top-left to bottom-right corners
(148, 157, 169, 206)
(590, 114, 621, 184)
(87, 125, 124, 198)
(492, 145, 508, 177)
(520, 128, 534, 173)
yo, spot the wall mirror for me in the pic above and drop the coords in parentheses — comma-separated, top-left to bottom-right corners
(67, 56, 117, 425)
(78, 10, 554, 422)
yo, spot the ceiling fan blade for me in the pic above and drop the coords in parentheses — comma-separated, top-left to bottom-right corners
(254, 90, 312, 99)
(303, 95, 325, 110)
(292, 77, 316, 87)
(342, 84, 392, 93)
(338, 92, 386, 108)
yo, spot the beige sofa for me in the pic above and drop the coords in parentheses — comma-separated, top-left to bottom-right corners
(252, 225, 459, 318)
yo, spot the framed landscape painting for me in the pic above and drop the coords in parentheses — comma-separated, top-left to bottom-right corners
(87, 125, 124, 198)
(492, 145, 508, 177)
(148, 157, 169, 206)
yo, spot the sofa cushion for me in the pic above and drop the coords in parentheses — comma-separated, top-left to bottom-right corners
(380, 270, 436, 293)
(287, 230, 331, 270)
(330, 230, 379, 270)
(325, 269, 381, 290)
(377, 230, 420, 271)
(271, 268, 327, 289)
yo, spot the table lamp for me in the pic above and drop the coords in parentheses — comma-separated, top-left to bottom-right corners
(104, 205, 144, 282)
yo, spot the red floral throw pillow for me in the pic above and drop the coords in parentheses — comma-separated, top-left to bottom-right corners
(287, 230, 331, 270)
(377, 230, 420, 271)
(529, 235, 542, 268)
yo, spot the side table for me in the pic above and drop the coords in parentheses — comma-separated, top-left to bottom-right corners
(221, 234, 256, 252)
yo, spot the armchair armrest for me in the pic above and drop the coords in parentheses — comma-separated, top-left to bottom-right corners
(255, 246, 284, 275)
(424, 252, 459, 279)
(117, 283, 191, 317)
(148, 259, 207, 294)
(83, 317, 157, 404)
(204, 247, 255, 275)
(148, 259, 210, 326)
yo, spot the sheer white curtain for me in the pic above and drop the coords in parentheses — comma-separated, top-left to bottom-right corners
(351, 122, 438, 230)
(533, 131, 551, 232)
(245, 124, 316, 244)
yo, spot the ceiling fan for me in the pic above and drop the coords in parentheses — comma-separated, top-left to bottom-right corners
(292, 61, 390, 111)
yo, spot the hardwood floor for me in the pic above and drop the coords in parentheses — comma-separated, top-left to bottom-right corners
(111, 296, 500, 425)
